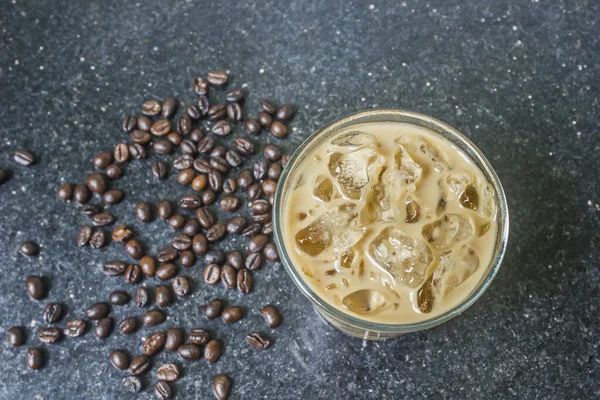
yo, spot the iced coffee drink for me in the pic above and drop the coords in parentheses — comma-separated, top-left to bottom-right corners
(280, 121, 499, 324)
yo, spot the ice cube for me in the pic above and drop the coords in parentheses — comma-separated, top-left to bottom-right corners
(331, 131, 378, 148)
(367, 227, 434, 288)
(405, 197, 420, 223)
(432, 245, 480, 295)
(313, 175, 333, 202)
(397, 135, 449, 172)
(445, 173, 495, 218)
(328, 148, 382, 200)
(393, 144, 423, 192)
(295, 206, 357, 256)
(422, 214, 473, 251)
(342, 289, 387, 315)
(338, 249, 355, 269)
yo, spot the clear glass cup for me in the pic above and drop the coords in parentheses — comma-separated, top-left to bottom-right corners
(273, 110, 509, 339)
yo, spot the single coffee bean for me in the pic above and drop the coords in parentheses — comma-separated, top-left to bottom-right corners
(258, 111, 272, 128)
(7, 326, 25, 346)
(246, 333, 272, 349)
(250, 199, 270, 215)
(172, 276, 190, 296)
(113, 143, 130, 165)
(178, 168, 196, 185)
(226, 217, 247, 235)
(168, 132, 183, 145)
(263, 243, 280, 261)
(109, 290, 130, 305)
(143, 331, 166, 356)
(234, 137, 255, 155)
(260, 305, 282, 328)
(42, 303, 63, 323)
(212, 375, 232, 400)
(221, 265, 236, 289)
(183, 219, 201, 237)
(252, 213, 272, 224)
(156, 263, 178, 281)
(270, 121, 287, 138)
(77, 226, 92, 247)
(143, 99, 162, 116)
(188, 329, 210, 345)
(129, 143, 147, 159)
(25, 276, 46, 300)
(202, 299, 223, 319)
(197, 136, 215, 154)
(276, 104, 294, 121)
(14, 150, 35, 166)
(103, 189, 124, 205)
(226, 102, 242, 121)
(86, 302, 109, 320)
(225, 89, 244, 103)
(161, 97, 177, 118)
(247, 183, 262, 200)
(25, 348, 44, 370)
(253, 158, 268, 180)
(57, 183, 73, 201)
(205, 250, 225, 265)
(165, 328, 184, 351)
(122, 115, 137, 132)
(134, 287, 150, 307)
(221, 306, 243, 323)
(104, 261, 127, 276)
(140, 256, 156, 277)
(19, 241, 40, 256)
(125, 239, 145, 260)
(37, 328, 60, 345)
(262, 179, 277, 196)
(151, 120, 171, 136)
(92, 212, 115, 227)
(180, 139, 197, 156)
(206, 223, 227, 241)
(197, 96, 210, 116)
(212, 120, 232, 136)
(193, 77, 209, 95)
(122, 376, 142, 393)
(177, 114, 192, 135)
(158, 200, 173, 220)
(237, 169, 253, 189)
(156, 363, 180, 382)
(134, 202, 153, 222)
(207, 70, 228, 86)
(174, 154, 193, 170)
(95, 318, 112, 339)
(130, 129, 152, 144)
(129, 355, 151, 376)
(203, 264, 221, 284)
(193, 159, 212, 175)
(263, 144, 282, 161)
(82, 204, 103, 217)
(208, 104, 226, 120)
(187, 104, 202, 120)
(245, 252, 263, 270)
(110, 350, 130, 371)
(196, 207, 215, 228)
(177, 344, 201, 361)
(180, 194, 202, 210)
(124, 264, 143, 284)
(225, 150, 242, 168)
(142, 309, 166, 326)
(192, 233, 208, 255)
(204, 339, 222, 363)
(73, 184, 91, 203)
(208, 169, 223, 192)
(154, 139, 174, 155)
(119, 318, 138, 335)
(260, 99, 276, 114)
(244, 119, 261, 135)
(242, 223, 262, 238)
(248, 234, 268, 253)
(262, 221, 273, 235)
(180, 250, 196, 267)
(226, 251, 243, 270)
(210, 156, 230, 173)
(173, 234, 192, 251)
(64, 319, 86, 337)
(152, 161, 168, 179)
(155, 285, 173, 308)
(223, 178, 236, 194)
(268, 193, 275, 206)
(219, 196, 240, 212)
(237, 269, 252, 293)
(191, 174, 208, 192)
(93, 152, 112, 169)
(105, 164, 123, 180)
(137, 115, 152, 131)
(211, 147, 227, 160)
(268, 163, 282, 180)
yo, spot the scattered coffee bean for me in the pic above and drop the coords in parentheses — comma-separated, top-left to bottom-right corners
(262, 179, 277, 196)
(7, 326, 25, 346)
(89, 230, 107, 249)
(19, 241, 39, 256)
(207, 70, 228, 86)
(188, 329, 210, 345)
(114, 142, 130, 163)
(212, 374, 232, 400)
(122, 376, 143, 393)
(193, 160, 212, 176)
(92, 213, 115, 227)
(221, 264, 237, 289)
(172, 276, 190, 296)
(246, 333, 272, 349)
(193, 77, 209, 95)
(154, 139, 174, 155)
(86, 303, 109, 320)
(110, 350, 131, 370)
(244, 119, 261, 135)
(104, 261, 127, 276)
(25, 348, 44, 370)
(187, 104, 202, 120)
(105, 164, 123, 180)
(252, 213, 272, 224)
(191, 175, 207, 192)
(122, 116, 137, 132)
(177, 344, 201, 361)
(87, 172, 108, 194)
(137, 115, 152, 131)
(129, 355, 151, 376)
(208, 104, 226, 120)
(234, 137, 255, 155)
(263, 242, 280, 261)
(42, 303, 62, 323)
(203, 264, 221, 284)
(247, 183, 262, 200)
(177, 114, 192, 135)
(119, 317, 138, 335)
(143, 331, 166, 356)
(245, 252, 263, 270)
(253, 158, 268, 180)
(192, 233, 208, 255)
(206, 223, 227, 241)
(204, 339, 222, 363)
(174, 154, 193, 170)
(202, 299, 223, 319)
(219, 196, 240, 212)
(109, 290, 130, 305)
(25, 276, 46, 300)
(134, 287, 150, 307)
(158, 200, 173, 220)
(262, 221, 273, 235)
(142, 99, 162, 116)
(161, 97, 178, 118)
(183, 219, 201, 237)
(156, 363, 180, 382)
(197, 136, 215, 154)
(225, 150, 242, 168)
(258, 112, 272, 128)
(263, 144, 282, 161)
(208, 169, 223, 192)
(180, 250, 196, 267)
(165, 328, 184, 351)
(155, 285, 173, 308)
(156, 263, 178, 281)
(227, 251, 243, 270)
(205, 250, 225, 265)
(260, 305, 282, 328)
(226, 102, 242, 121)
(142, 310, 166, 326)
(125, 239, 145, 260)
(276, 104, 294, 121)
(38, 327, 61, 344)
(225, 89, 244, 103)
(180, 194, 203, 210)
(242, 223, 262, 238)
(248, 234, 268, 253)
(135, 202, 153, 222)
(221, 306, 243, 323)
(82, 204, 103, 217)
(250, 199, 270, 214)
(140, 256, 157, 277)
(93, 152, 112, 169)
(270, 121, 287, 138)
(260, 99, 276, 114)
(237, 269, 252, 293)
(151, 120, 171, 136)
(152, 161, 168, 180)
(124, 264, 143, 284)
(211, 145, 226, 158)
(14, 150, 35, 166)
(64, 319, 87, 337)
(237, 169, 253, 189)
(268, 163, 282, 180)
(212, 120, 232, 136)
(226, 216, 247, 235)
(77, 226, 93, 247)
(167, 132, 183, 146)
(73, 184, 91, 203)
(195, 208, 215, 230)
(129, 143, 147, 159)
(57, 183, 73, 201)
(197, 96, 210, 116)
(178, 168, 196, 185)
(210, 156, 230, 173)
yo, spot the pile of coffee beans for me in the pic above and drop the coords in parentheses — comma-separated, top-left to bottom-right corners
(7, 70, 290, 399)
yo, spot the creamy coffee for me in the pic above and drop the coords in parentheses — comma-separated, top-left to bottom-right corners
(282, 122, 498, 323)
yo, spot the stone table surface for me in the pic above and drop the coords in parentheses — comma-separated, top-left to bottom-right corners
(0, 0, 599, 399)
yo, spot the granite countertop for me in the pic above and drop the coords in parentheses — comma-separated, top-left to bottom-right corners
(1, 1, 599, 399)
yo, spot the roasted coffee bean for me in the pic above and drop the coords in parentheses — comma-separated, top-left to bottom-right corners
(205, 250, 225, 265)
(165, 328, 184, 351)
(160, 97, 177, 119)
(221, 306, 243, 323)
(125, 239, 145, 260)
(130, 129, 152, 144)
(226, 216, 247, 235)
(122, 376, 142, 393)
(210, 156, 230, 173)
(207, 70, 228, 86)
(197, 136, 215, 154)
(202, 299, 223, 319)
(201, 189, 217, 205)
(158, 200, 173, 220)
(188, 329, 210, 345)
(154, 139, 174, 155)
(260, 99, 276, 114)
(129, 355, 151, 375)
(109, 290, 130, 305)
(43, 303, 62, 323)
(262, 221, 273, 235)
(129, 143, 147, 159)
(13, 150, 35, 166)
(192, 159, 210, 176)
(212, 375, 232, 400)
(211, 147, 227, 160)
(134, 202, 153, 222)
(247, 183, 262, 200)
(151, 120, 171, 136)
(177, 114, 192, 135)
(244, 119, 261, 135)
(186, 104, 202, 120)
(263, 243, 280, 261)
(82, 204, 103, 217)
(246, 333, 271, 349)
(263, 144, 282, 161)
(237, 169, 253, 189)
(269, 194, 275, 206)
(156, 263, 178, 281)
(73, 184, 91, 203)
(157, 363, 180, 382)
(138, 115, 152, 131)
(183, 219, 201, 237)
(180, 194, 202, 210)
(192, 77, 209, 95)
(110, 350, 131, 370)
(225, 151, 242, 168)
(226, 103, 242, 121)
(252, 213, 272, 224)
(178, 168, 196, 185)
(250, 199, 270, 214)
(140, 256, 156, 277)
(172, 276, 190, 296)
(152, 161, 168, 179)
(143, 309, 166, 326)
(276, 104, 294, 121)
(208, 169, 223, 192)
(180, 250, 196, 267)
(262, 179, 277, 196)
(102, 189, 124, 205)
(268, 163, 282, 180)
(155, 285, 173, 308)
(206, 223, 227, 241)
(245, 252, 263, 270)
(177, 344, 201, 361)
(92, 213, 115, 227)
(122, 115, 137, 132)
(270, 121, 287, 138)
(174, 154, 193, 170)
(94, 317, 113, 339)
(221, 265, 236, 289)
(204, 339, 222, 363)
(93, 152, 113, 169)
(208, 104, 226, 120)
(260, 305, 282, 328)
(124, 264, 143, 284)
(234, 137, 255, 155)
(237, 269, 252, 293)
(219, 196, 240, 212)
(258, 112, 272, 128)
(197, 96, 210, 116)
(25, 348, 44, 370)
(169, 133, 183, 145)
(134, 287, 150, 307)
(203, 264, 221, 284)
(191, 174, 208, 191)
(192, 233, 208, 255)
(225, 251, 243, 270)
(143, 331, 166, 356)
(180, 139, 197, 156)
(77, 226, 92, 247)
(104, 261, 127, 276)
(58, 183, 73, 201)
(253, 158, 268, 180)
(143, 99, 162, 116)
(64, 319, 86, 337)
(212, 120, 232, 136)
(223, 178, 236, 194)
(225, 89, 244, 103)
(86, 303, 109, 320)
(248, 234, 268, 253)
(87, 172, 108, 194)
(105, 164, 123, 180)
(118, 317, 138, 335)
(242, 223, 262, 238)
(25, 276, 46, 300)
(7, 326, 25, 346)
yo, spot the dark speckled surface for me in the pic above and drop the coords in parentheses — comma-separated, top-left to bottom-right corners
(1, 0, 599, 399)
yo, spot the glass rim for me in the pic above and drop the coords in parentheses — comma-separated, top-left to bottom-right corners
(272, 109, 510, 333)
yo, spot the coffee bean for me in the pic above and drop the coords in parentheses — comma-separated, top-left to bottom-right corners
(268, 163, 282, 180)
(172, 276, 190, 296)
(122, 376, 142, 393)
(109, 290, 130, 305)
(237, 269, 252, 293)
(260, 99, 276, 114)
(93, 152, 112, 169)
(118, 317, 138, 335)
(104, 261, 127, 276)
(125, 239, 145, 260)
(258, 112, 272, 128)
(193, 158, 212, 175)
(210, 156, 230, 173)
(134, 287, 150, 307)
(57, 183, 73, 201)
(177, 114, 192, 135)
(252, 213, 272, 224)
(25, 276, 46, 300)
(164, 215, 182, 230)
(180, 250, 196, 267)
(129, 355, 151, 376)
(223, 178, 236, 194)
(143, 100, 162, 116)
(203, 264, 221, 284)
(130, 129, 152, 144)
(221, 306, 243, 323)
(248, 234, 268, 253)
(276, 104, 294, 121)
(0, 169, 7, 185)
(155, 285, 173, 308)
(64, 319, 87, 337)
(192, 233, 208, 255)
(177, 344, 201, 361)
(178, 168, 196, 185)
(95, 318, 113, 339)
(36, 328, 60, 345)
(237, 169, 253, 189)
(188, 329, 210, 345)
(7, 326, 25, 346)
(13, 150, 35, 166)
(82, 204, 103, 217)
(202, 299, 223, 319)
(245, 183, 260, 201)
(91, 212, 115, 227)
(250, 200, 270, 215)
(167, 131, 182, 144)
(210, 149, 226, 162)
(224, 251, 242, 270)
(25, 348, 44, 370)
(244, 119, 261, 135)
(42, 303, 63, 323)
(151, 120, 171, 136)
(174, 154, 193, 170)
(122, 116, 137, 132)
(253, 158, 268, 180)
(143, 331, 166, 356)
(206, 223, 227, 241)
(124, 264, 143, 284)
(219, 196, 240, 212)
(263, 243, 279, 261)
(221, 264, 236, 289)
(197, 96, 210, 116)
(234, 137, 255, 155)
(165, 328, 184, 351)
(142, 310, 166, 326)
(245, 252, 263, 270)
(270, 120, 288, 138)
(225, 150, 242, 167)
(86, 302, 109, 320)
(18, 241, 39, 256)
(73, 184, 91, 203)
(158, 200, 173, 220)
(129, 143, 147, 159)
(193, 77, 209, 95)
(154, 139, 174, 155)
(183, 219, 201, 237)
(212, 120, 232, 136)
(110, 350, 130, 371)
(105, 164, 123, 180)
(156, 263, 178, 281)
(180, 140, 197, 156)
(262, 221, 273, 235)
(204, 339, 222, 363)
(110, 225, 131, 244)
(156, 363, 180, 382)
(246, 333, 271, 349)
(161, 97, 178, 118)
(180, 194, 203, 209)
(77, 226, 92, 247)
(187, 104, 202, 120)
(103, 189, 124, 205)
(205, 250, 225, 265)
(208, 169, 223, 192)
(201, 188, 217, 205)
(225, 89, 244, 103)
(260, 305, 282, 328)
(138, 115, 152, 131)
(262, 179, 277, 196)
(191, 174, 207, 191)
(227, 217, 247, 235)
(226, 103, 242, 121)
(212, 375, 232, 400)
(242, 223, 262, 238)
(263, 144, 282, 161)
(197, 136, 215, 154)
(207, 70, 228, 86)
(208, 104, 226, 120)
(151, 161, 167, 180)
